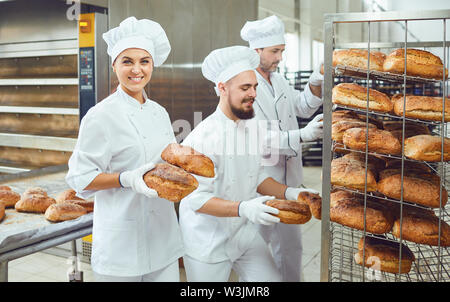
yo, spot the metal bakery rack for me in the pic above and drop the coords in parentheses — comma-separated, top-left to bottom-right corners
(321, 10, 450, 282)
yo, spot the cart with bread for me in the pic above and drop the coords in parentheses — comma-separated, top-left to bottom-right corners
(321, 10, 450, 282)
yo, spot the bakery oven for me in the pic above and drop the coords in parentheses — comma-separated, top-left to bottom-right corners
(321, 10, 450, 282)
(0, 1, 108, 180)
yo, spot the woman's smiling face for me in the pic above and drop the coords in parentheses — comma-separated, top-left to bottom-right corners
(113, 48, 154, 101)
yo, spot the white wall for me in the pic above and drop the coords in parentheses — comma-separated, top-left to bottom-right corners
(386, 0, 450, 43)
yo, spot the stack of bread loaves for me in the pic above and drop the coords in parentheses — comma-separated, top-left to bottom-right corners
(330, 47, 450, 275)
(143, 143, 215, 202)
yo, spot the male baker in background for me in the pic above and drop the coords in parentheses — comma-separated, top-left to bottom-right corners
(241, 15, 324, 282)
(178, 46, 318, 282)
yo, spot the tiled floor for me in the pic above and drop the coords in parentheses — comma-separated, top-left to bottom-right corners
(6, 166, 323, 282)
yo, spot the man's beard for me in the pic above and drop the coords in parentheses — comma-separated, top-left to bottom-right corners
(229, 98, 255, 120)
(260, 60, 280, 73)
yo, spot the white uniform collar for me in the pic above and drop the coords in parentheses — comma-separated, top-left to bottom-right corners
(117, 84, 150, 109)
(255, 70, 275, 98)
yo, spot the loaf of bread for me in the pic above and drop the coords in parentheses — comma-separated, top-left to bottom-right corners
(354, 236, 415, 274)
(377, 169, 448, 208)
(332, 83, 393, 113)
(56, 189, 93, 212)
(384, 159, 431, 173)
(45, 203, 88, 222)
(55, 189, 84, 203)
(297, 191, 322, 220)
(391, 205, 450, 246)
(0, 186, 21, 208)
(382, 120, 431, 142)
(330, 191, 394, 234)
(15, 187, 56, 213)
(333, 49, 386, 72)
(332, 120, 377, 143)
(0, 201, 5, 222)
(342, 152, 386, 179)
(343, 127, 402, 155)
(332, 110, 362, 123)
(392, 94, 450, 122)
(161, 143, 215, 178)
(265, 199, 312, 224)
(383, 48, 448, 80)
(331, 155, 378, 192)
(143, 163, 199, 202)
(404, 135, 450, 162)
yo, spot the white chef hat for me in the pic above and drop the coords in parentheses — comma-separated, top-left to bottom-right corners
(102, 16, 171, 67)
(240, 15, 285, 49)
(202, 46, 260, 96)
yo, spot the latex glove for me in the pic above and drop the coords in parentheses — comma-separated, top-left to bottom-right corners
(285, 187, 320, 201)
(238, 196, 280, 225)
(119, 162, 159, 198)
(308, 62, 324, 87)
(300, 113, 323, 142)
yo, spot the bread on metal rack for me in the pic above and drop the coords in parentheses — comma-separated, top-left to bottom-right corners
(383, 48, 448, 80)
(354, 235, 415, 274)
(332, 83, 393, 113)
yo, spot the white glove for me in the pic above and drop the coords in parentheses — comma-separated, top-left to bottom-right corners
(285, 187, 320, 201)
(238, 196, 280, 225)
(300, 113, 323, 142)
(119, 162, 159, 198)
(308, 62, 324, 87)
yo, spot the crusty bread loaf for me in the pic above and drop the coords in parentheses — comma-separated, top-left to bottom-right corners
(384, 159, 431, 173)
(343, 127, 402, 155)
(15, 187, 56, 213)
(45, 203, 88, 222)
(333, 49, 386, 72)
(297, 191, 322, 220)
(342, 152, 386, 180)
(55, 189, 93, 212)
(161, 143, 215, 178)
(265, 199, 312, 224)
(0, 187, 21, 208)
(404, 135, 450, 162)
(383, 48, 448, 80)
(391, 205, 450, 246)
(332, 110, 362, 124)
(377, 169, 448, 208)
(354, 236, 415, 274)
(330, 193, 394, 234)
(143, 163, 199, 202)
(332, 83, 393, 113)
(0, 201, 4, 222)
(55, 189, 84, 203)
(332, 120, 377, 143)
(392, 95, 450, 122)
(63, 199, 94, 213)
(331, 155, 378, 192)
(382, 119, 431, 142)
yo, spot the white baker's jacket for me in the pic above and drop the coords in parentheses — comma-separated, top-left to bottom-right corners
(253, 71, 322, 187)
(179, 107, 270, 263)
(66, 85, 184, 277)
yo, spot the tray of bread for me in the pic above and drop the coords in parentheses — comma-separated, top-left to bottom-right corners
(0, 173, 93, 255)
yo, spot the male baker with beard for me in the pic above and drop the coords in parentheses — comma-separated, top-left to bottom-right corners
(240, 15, 324, 282)
(178, 46, 317, 282)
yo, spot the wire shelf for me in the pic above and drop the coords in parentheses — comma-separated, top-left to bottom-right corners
(329, 223, 450, 282)
(323, 11, 450, 282)
(332, 65, 447, 85)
